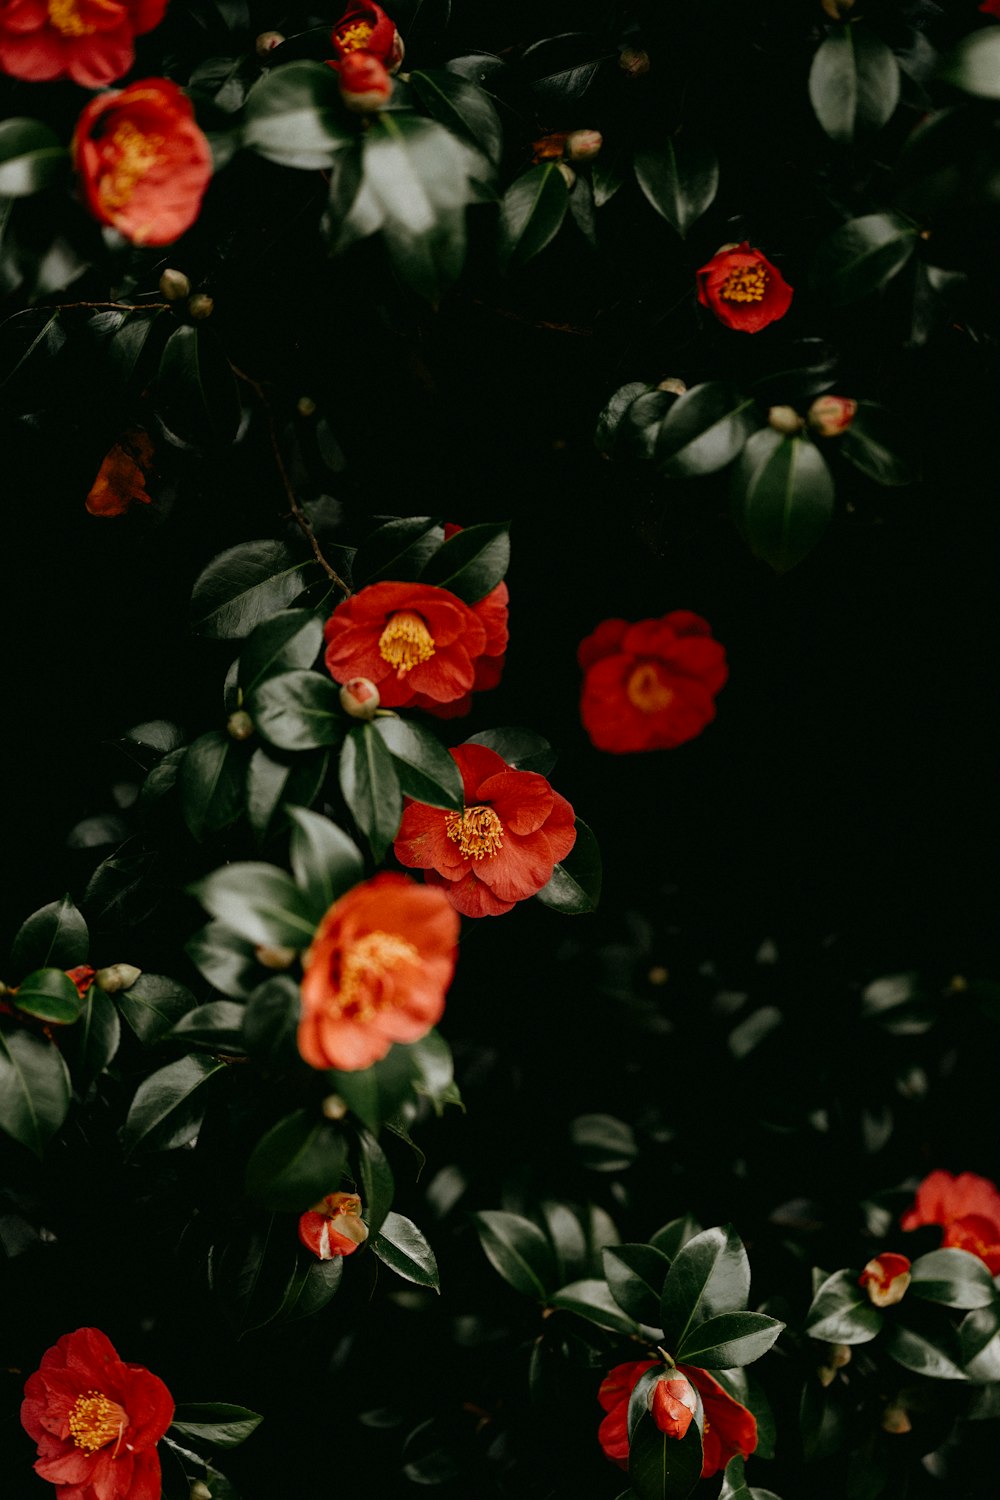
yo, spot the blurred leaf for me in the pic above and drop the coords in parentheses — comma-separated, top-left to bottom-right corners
(124, 1055, 227, 1155)
(352, 516, 445, 584)
(169, 1405, 262, 1450)
(373, 718, 464, 810)
(419, 520, 509, 603)
(658, 382, 760, 478)
(243, 975, 300, 1062)
(712, 1368, 777, 1462)
(410, 69, 502, 164)
(938, 27, 1000, 99)
(246, 747, 329, 844)
(805, 1269, 883, 1344)
(800, 1378, 849, 1462)
(464, 727, 556, 774)
(372, 1210, 440, 1289)
(191, 541, 318, 639)
(238, 610, 324, 694)
(357, 1127, 395, 1234)
(0, 1031, 71, 1156)
(661, 1225, 752, 1351)
(12, 967, 82, 1025)
(8, 895, 88, 980)
(191, 863, 317, 949)
(841, 402, 916, 486)
(117, 973, 198, 1043)
(287, 806, 364, 917)
(0, 119, 67, 197)
(634, 133, 718, 238)
(179, 731, 246, 842)
(0, 309, 67, 413)
(809, 24, 900, 145)
(592, 146, 626, 208)
(186, 925, 261, 1002)
(157, 325, 241, 446)
(811, 213, 918, 305)
(63, 986, 120, 1092)
(498, 163, 570, 272)
(339, 722, 402, 862)
(125, 719, 185, 755)
(245, 1109, 347, 1212)
(473, 1210, 556, 1299)
(886, 1314, 968, 1380)
(243, 60, 351, 168)
(249, 669, 344, 752)
(732, 430, 835, 573)
(909, 1248, 996, 1309)
(570, 1112, 636, 1171)
(536, 819, 602, 914)
(170, 1001, 247, 1052)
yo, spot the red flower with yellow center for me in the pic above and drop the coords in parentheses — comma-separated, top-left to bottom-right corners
(0, 0, 166, 87)
(696, 242, 793, 333)
(21, 1327, 173, 1500)
(73, 79, 212, 247)
(901, 1169, 1000, 1274)
(408, 525, 509, 718)
(330, 0, 403, 70)
(298, 873, 459, 1071)
(393, 743, 577, 918)
(299, 1191, 370, 1260)
(597, 1359, 757, 1478)
(859, 1252, 911, 1308)
(578, 611, 728, 754)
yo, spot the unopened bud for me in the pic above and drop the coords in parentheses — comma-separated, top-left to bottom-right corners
(227, 710, 254, 741)
(648, 965, 669, 985)
(656, 378, 687, 397)
(557, 162, 576, 189)
(190, 1482, 213, 1500)
(322, 1093, 348, 1121)
(860, 1253, 911, 1308)
(297, 395, 317, 418)
(828, 1343, 852, 1369)
(94, 963, 142, 994)
(159, 268, 191, 302)
(339, 677, 380, 720)
(254, 944, 297, 971)
(187, 294, 214, 321)
(255, 31, 285, 59)
(817, 1363, 837, 1387)
(619, 46, 650, 77)
(565, 129, 603, 162)
(882, 1403, 912, 1435)
(808, 395, 857, 437)
(821, 0, 856, 18)
(336, 52, 393, 113)
(768, 405, 804, 435)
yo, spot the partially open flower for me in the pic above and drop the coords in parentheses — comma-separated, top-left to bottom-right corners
(808, 395, 857, 437)
(298, 1191, 369, 1259)
(597, 1359, 756, 1478)
(696, 242, 793, 334)
(334, 50, 393, 111)
(901, 1169, 1000, 1273)
(331, 1, 404, 72)
(859, 1252, 911, 1308)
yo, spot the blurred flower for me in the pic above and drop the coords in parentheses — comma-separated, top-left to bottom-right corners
(298, 1191, 369, 1259)
(696, 242, 793, 333)
(578, 612, 728, 754)
(73, 79, 212, 247)
(981, 0, 1000, 16)
(566, 129, 603, 161)
(394, 743, 576, 918)
(901, 1169, 1000, 1273)
(298, 873, 459, 1070)
(334, 49, 392, 112)
(0, 0, 166, 87)
(85, 432, 154, 517)
(324, 581, 499, 714)
(532, 132, 570, 162)
(21, 1327, 173, 1500)
(65, 966, 96, 997)
(597, 1359, 757, 1477)
(408, 524, 508, 718)
(859, 1252, 911, 1307)
(331, 0, 403, 71)
(808, 395, 857, 437)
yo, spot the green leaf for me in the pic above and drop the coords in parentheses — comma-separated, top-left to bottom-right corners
(0, 1031, 71, 1156)
(244, 60, 351, 168)
(464, 727, 556, 774)
(498, 162, 570, 272)
(8, 895, 88, 979)
(157, 324, 241, 446)
(108, 311, 165, 399)
(372, 718, 464, 810)
(536, 818, 601, 914)
(372, 1210, 440, 1290)
(191, 863, 317, 949)
(604, 1244, 672, 1325)
(191, 541, 318, 641)
(472, 1209, 557, 1300)
(660, 1224, 752, 1353)
(249, 670, 344, 753)
(657, 383, 760, 478)
(123, 1055, 227, 1155)
(650, 1215, 701, 1260)
(238, 610, 324, 694)
(629, 1403, 704, 1500)
(809, 24, 900, 145)
(12, 967, 83, 1025)
(634, 133, 719, 238)
(243, 976, 301, 1062)
(550, 1278, 641, 1335)
(886, 1316, 968, 1380)
(960, 1304, 1000, 1382)
(909, 1248, 996, 1310)
(169, 1405, 263, 1450)
(116, 973, 197, 1043)
(212, 1215, 301, 1336)
(169, 1001, 247, 1052)
(595, 381, 652, 456)
(279, 1253, 344, 1324)
(352, 516, 445, 585)
(811, 212, 918, 305)
(357, 1127, 395, 1234)
(840, 402, 915, 486)
(327, 1040, 428, 1133)
(939, 27, 1000, 100)
(410, 69, 503, 164)
(63, 987, 120, 1092)
(570, 1112, 636, 1171)
(125, 719, 185, 755)
(0, 118, 67, 197)
(805, 1268, 883, 1344)
(407, 1030, 462, 1115)
(419, 520, 510, 603)
(186, 926, 261, 1002)
(0, 309, 67, 413)
(675, 1310, 784, 1369)
(179, 731, 246, 842)
(246, 747, 329, 844)
(287, 806, 364, 917)
(245, 1110, 348, 1212)
(799, 1377, 849, 1463)
(732, 430, 835, 573)
(339, 723, 403, 862)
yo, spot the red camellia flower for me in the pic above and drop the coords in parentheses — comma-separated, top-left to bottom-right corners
(298, 1191, 370, 1260)
(394, 743, 576, 918)
(0, 0, 166, 88)
(298, 873, 459, 1071)
(330, 0, 403, 70)
(334, 49, 392, 112)
(85, 431, 154, 517)
(597, 1359, 757, 1478)
(324, 580, 503, 715)
(65, 965, 97, 997)
(901, 1169, 1000, 1273)
(73, 79, 212, 247)
(21, 1327, 173, 1500)
(578, 611, 728, 754)
(408, 523, 509, 718)
(859, 1252, 911, 1308)
(696, 242, 794, 333)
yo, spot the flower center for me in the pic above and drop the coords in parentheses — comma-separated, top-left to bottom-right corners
(335, 19, 375, 51)
(378, 611, 435, 675)
(332, 930, 420, 1021)
(48, 0, 95, 36)
(98, 121, 164, 215)
(719, 263, 768, 304)
(68, 1391, 128, 1455)
(446, 805, 504, 861)
(626, 662, 675, 714)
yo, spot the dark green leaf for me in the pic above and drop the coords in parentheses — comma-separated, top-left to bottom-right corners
(811, 213, 918, 305)
(288, 806, 364, 917)
(410, 69, 503, 164)
(170, 1001, 247, 1052)
(419, 520, 510, 603)
(805, 1268, 883, 1344)
(124, 719, 185, 755)
(0, 118, 67, 197)
(123, 1054, 227, 1155)
(186, 925, 262, 1002)
(157, 325, 241, 446)
(619, 389, 685, 462)
(657, 382, 760, 478)
(339, 723, 403, 862)
(595, 381, 651, 456)
(536, 818, 601, 914)
(960, 1304, 1000, 1382)
(938, 27, 1000, 100)
(117, 973, 198, 1043)
(886, 1316, 968, 1380)
(352, 516, 445, 584)
(243, 975, 301, 1061)
(498, 163, 570, 272)
(799, 1378, 849, 1463)
(9, 895, 88, 979)
(650, 1216, 701, 1260)
(246, 747, 329, 844)
(634, 133, 719, 238)
(372, 718, 464, 810)
(244, 60, 351, 168)
(629, 1403, 703, 1500)
(248, 670, 344, 752)
(239, 610, 324, 694)
(13, 967, 82, 1025)
(840, 402, 916, 486)
(179, 731, 246, 842)
(63, 986, 120, 1093)
(550, 1278, 641, 1335)
(191, 863, 317, 949)
(675, 1310, 784, 1369)
(372, 1210, 440, 1289)
(0, 1031, 71, 1156)
(357, 1127, 395, 1234)
(169, 1405, 263, 1450)
(407, 1030, 461, 1115)
(279, 1252, 344, 1323)
(809, 24, 900, 145)
(213, 1215, 301, 1336)
(191, 541, 317, 639)
(604, 1244, 672, 1325)
(473, 1209, 557, 1299)
(732, 430, 835, 573)
(108, 311, 165, 397)
(660, 1225, 752, 1352)
(909, 1248, 996, 1309)
(0, 309, 67, 412)
(464, 727, 556, 774)
(245, 1110, 347, 1212)
(570, 1112, 635, 1171)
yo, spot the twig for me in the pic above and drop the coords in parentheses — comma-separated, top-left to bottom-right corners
(50, 301, 170, 312)
(466, 297, 593, 336)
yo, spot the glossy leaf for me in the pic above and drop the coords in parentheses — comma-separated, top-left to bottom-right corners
(288, 806, 364, 917)
(245, 1110, 347, 1212)
(191, 862, 317, 949)
(840, 402, 915, 486)
(886, 1316, 968, 1380)
(498, 163, 570, 272)
(357, 1127, 395, 1234)
(170, 1001, 247, 1052)
(249, 669, 344, 752)
(123, 1054, 227, 1155)
(909, 1248, 996, 1309)
(13, 967, 83, 1025)
(0, 1031, 71, 1156)
(63, 986, 120, 1093)
(419, 521, 510, 603)
(410, 69, 503, 164)
(169, 1405, 263, 1450)
(805, 1269, 883, 1344)
(186, 925, 262, 1002)
(660, 1225, 751, 1352)
(464, 727, 556, 774)
(238, 610, 324, 694)
(595, 381, 651, 456)
(732, 430, 835, 573)
(191, 541, 317, 640)
(243, 975, 301, 1062)
(243, 60, 350, 168)
(570, 1112, 635, 1171)
(810, 213, 918, 305)
(116, 973, 197, 1043)
(629, 1403, 703, 1500)
(0, 118, 67, 197)
(8, 895, 88, 979)
(473, 1209, 556, 1299)
(712, 1368, 777, 1462)
(372, 718, 464, 810)
(634, 134, 719, 238)
(157, 325, 240, 447)
(939, 27, 1000, 100)
(549, 1278, 640, 1335)
(674, 1309, 784, 1369)
(372, 1211, 440, 1289)
(179, 731, 246, 842)
(657, 383, 759, 478)
(604, 1244, 672, 1325)
(352, 516, 444, 585)
(650, 1215, 701, 1260)
(536, 818, 601, 914)
(246, 746, 329, 843)
(809, 24, 900, 145)
(339, 723, 403, 862)
(280, 1253, 344, 1324)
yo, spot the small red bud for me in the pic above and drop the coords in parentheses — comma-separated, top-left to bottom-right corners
(767, 405, 804, 435)
(227, 710, 254, 741)
(336, 52, 393, 114)
(255, 31, 285, 59)
(882, 1403, 912, 1435)
(859, 1253, 911, 1308)
(808, 395, 857, 437)
(619, 46, 651, 77)
(565, 129, 603, 162)
(339, 677, 380, 720)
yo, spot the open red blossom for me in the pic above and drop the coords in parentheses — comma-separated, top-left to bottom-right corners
(409, 524, 509, 718)
(579, 611, 728, 754)
(859, 1252, 911, 1308)
(394, 743, 576, 918)
(597, 1359, 757, 1478)
(298, 1191, 370, 1260)
(21, 1327, 173, 1500)
(324, 580, 500, 714)
(0, 0, 166, 88)
(73, 79, 212, 247)
(85, 431, 153, 517)
(696, 242, 793, 333)
(901, 1169, 1000, 1274)
(330, 0, 403, 70)
(298, 873, 459, 1071)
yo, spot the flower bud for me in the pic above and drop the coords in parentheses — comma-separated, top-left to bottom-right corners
(255, 30, 285, 59)
(619, 46, 650, 77)
(94, 963, 142, 994)
(187, 294, 214, 321)
(767, 405, 804, 435)
(298, 1191, 369, 1260)
(227, 709, 254, 741)
(336, 52, 393, 113)
(650, 1374, 698, 1440)
(322, 1093, 348, 1121)
(656, 378, 687, 397)
(158, 268, 191, 301)
(808, 395, 857, 437)
(565, 129, 603, 162)
(821, 0, 856, 17)
(557, 162, 576, 189)
(859, 1252, 911, 1308)
(828, 1343, 852, 1369)
(254, 943, 297, 971)
(881, 1403, 912, 1435)
(339, 677, 380, 720)
(817, 1363, 837, 1388)
(190, 1483, 213, 1500)
(297, 395, 317, 418)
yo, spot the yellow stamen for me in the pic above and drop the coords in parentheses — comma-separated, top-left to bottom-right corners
(98, 121, 164, 216)
(335, 19, 375, 51)
(378, 611, 435, 675)
(626, 663, 675, 714)
(67, 1391, 128, 1455)
(446, 805, 504, 861)
(719, 263, 768, 304)
(332, 930, 419, 1021)
(48, 0, 95, 37)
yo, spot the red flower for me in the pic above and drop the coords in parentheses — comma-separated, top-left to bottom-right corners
(333, 49, 392, 112)
(578, 611, 728, 754)
(330, 0, 403, 70)
(73, 79, 212, 247)
(394, 743, 576, 918)
(85, 432, 153, 517)
(696, 242, 793, 333)
(21, 1327, 173, 1500)
(324, 580, 501, 714)
(980, 1, 1000, 18)
(808, 395, 857, 437)
(408, 523, 509, 718)
(298, 1191, 370, 1260)
(298, 873, 459, 1071)
(901, 1169, 1000, 1274)
(65, 966, 96, 997)
(0, 0, 166, 88)
(597, 1359, 757, 1478)
(859, 1252, 911, 1308)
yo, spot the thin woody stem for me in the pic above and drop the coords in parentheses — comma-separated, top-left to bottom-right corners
(51, 301, 171, 312)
